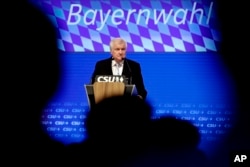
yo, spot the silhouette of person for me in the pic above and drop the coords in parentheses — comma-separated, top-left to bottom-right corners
(211, 1, 250, 167)
(118, 116, 209, 167)
(67, 95, 210, 167)
(67, 95, 153, 167)
(3, 0, 67, 166)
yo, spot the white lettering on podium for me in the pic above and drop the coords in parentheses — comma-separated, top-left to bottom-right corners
(96, 76, 124, 82)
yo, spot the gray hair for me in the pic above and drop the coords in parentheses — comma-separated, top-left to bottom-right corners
(110, 38, 127, 50)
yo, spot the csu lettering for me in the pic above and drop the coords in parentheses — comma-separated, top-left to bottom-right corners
(97, 76, 124, 82)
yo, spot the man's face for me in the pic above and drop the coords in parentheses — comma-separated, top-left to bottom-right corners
(111, 41, 126, 62)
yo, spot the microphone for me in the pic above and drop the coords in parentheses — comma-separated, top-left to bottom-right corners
(123, 58, 132, 85)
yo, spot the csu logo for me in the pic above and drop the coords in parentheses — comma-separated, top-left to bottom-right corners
(95, 75, 125, 83)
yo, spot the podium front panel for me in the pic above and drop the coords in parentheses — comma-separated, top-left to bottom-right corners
(84, 83, 135, 108)
(93, 82, 125, 104)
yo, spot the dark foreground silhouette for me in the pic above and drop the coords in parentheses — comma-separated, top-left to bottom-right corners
(4, 0, 65, 165)
(67, 96, 209, 167)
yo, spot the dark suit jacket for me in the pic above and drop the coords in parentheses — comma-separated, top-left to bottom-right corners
(91, 57, 147, 99)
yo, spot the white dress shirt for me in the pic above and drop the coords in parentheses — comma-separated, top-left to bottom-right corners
(112, 60, 124, 75)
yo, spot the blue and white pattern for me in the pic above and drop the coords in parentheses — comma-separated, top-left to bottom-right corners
(30, 0, 220, 52)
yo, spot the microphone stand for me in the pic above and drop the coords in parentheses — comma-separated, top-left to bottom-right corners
(124, 58, 132, 85)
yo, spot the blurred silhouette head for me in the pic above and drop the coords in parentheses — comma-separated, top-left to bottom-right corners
(4, 0, 61, 142)
(118, 116, 206, 167)
(3, 1, 64, 166)
(150, 116, 201, 150)
(85, 95, 152, 147)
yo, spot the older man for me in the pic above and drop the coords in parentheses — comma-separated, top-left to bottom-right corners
(91, 38, 147, 100)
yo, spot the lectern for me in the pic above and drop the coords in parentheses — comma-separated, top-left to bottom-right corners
(84, 75, 135, 108)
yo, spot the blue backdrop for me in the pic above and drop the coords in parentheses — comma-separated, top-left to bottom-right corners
(28, 0, 240, 158)
(42, 51, 238, 157)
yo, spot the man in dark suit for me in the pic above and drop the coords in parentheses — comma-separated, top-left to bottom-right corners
(91, 37, 147, 100)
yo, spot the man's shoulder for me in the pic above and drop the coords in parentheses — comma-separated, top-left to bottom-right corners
(126, 58, 140, 66)
(96, 58, 111, 64)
